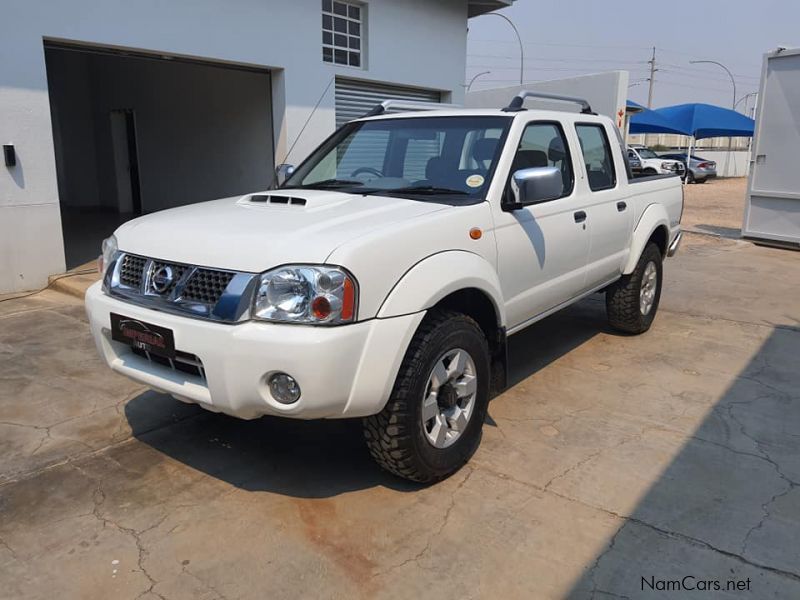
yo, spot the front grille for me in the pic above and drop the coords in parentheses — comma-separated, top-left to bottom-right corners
(132, 347, 206, 381)
(120, 254, 146, 288)
(149, 260, 188, 296)
(181, 269, 235, 304)
(109, 253, 252, 322)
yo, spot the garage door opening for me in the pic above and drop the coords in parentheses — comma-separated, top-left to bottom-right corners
(44, 43, 274, 269)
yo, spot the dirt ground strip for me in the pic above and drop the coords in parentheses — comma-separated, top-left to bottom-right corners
(1, 179, 799, 599)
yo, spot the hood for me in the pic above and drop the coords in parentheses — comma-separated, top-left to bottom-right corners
(113, 190, 450, 272)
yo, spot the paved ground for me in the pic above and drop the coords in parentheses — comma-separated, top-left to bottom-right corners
(2, 179, 799, 599)
(680, 177, 750, 239)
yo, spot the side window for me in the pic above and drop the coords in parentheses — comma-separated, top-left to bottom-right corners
(576, 124, 617, 191)
(509, 122, 574, 198)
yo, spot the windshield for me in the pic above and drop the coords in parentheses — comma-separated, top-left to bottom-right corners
(636, 148, 659, 159)
(283, 116, 512, 201)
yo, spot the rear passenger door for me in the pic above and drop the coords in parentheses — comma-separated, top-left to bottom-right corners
(492, 121, 591, 330)
(575, 123, 632, 289)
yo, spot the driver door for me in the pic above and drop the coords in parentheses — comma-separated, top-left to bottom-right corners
(492, 121, 591, 331)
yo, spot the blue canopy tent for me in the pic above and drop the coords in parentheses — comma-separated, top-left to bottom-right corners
(628, 101, 755, 138)
(628, 102, 755, 177)
(653, 103, 755, 139)
(627, 100, 687, 136)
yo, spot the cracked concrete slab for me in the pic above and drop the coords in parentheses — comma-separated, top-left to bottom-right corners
(1, 181, 800, 598)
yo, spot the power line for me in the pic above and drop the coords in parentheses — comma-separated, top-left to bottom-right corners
(658, 68, 758, 87)
(660, 63, 760, 81)
(467, 53, 646, 65)
(469, 37, 652, 51)
(655, 46, 762, 70)
(467, 65, 646, 74)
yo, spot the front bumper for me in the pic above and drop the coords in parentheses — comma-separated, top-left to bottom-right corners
(85, 282, 424, 419)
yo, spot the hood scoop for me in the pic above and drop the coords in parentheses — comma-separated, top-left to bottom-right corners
(247, 194, 307, 206)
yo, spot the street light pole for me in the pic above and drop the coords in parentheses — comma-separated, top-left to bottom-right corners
(734, 91, 758, 113)
(689, 60, 737, 108)
(466, 71, 491, 91)
(479, 12, 524, 85)
(689, 60, 737, 172)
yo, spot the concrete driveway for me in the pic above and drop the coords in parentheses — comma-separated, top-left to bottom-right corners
(2, 184, 799, 599)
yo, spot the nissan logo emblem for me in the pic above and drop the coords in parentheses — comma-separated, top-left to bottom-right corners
(151, 265, 174, 294)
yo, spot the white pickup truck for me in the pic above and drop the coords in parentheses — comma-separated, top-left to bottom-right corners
(627, 144, 686, 177)
(86, 91, 683, 483)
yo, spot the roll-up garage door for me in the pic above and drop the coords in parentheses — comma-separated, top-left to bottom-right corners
(334, 78, 442, 127)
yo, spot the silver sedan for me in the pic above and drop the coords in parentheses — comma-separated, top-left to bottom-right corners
(661, 153, 718, 183)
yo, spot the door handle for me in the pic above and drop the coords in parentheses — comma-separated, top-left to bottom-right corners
(617, 201, 627, 212)
(574, 211, 587, 223)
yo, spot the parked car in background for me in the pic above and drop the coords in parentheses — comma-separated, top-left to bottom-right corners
(626, 149, 643, 174)
(628, 145, 685, 177)
(660, 153, 717, 183)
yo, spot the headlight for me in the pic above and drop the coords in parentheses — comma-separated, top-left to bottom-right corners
(253, 265, 357, 325)
(98, 235, 118, 275)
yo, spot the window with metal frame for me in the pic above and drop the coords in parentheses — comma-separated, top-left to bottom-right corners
(322, 0, 363, 68)
(576, 124, 617, 191)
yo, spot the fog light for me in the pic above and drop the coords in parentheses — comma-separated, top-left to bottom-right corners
(268, 373, 301, 404)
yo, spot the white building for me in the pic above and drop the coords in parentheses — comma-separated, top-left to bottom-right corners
(0, 0, 511, 293)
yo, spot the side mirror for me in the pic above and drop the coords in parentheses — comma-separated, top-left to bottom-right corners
(275, 163, 295, 187)
(506, 167, 563, 210)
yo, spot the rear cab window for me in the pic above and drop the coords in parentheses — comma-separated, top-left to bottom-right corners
(576, 124, 617, 191)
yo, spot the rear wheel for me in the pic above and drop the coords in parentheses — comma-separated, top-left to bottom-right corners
(363, 310, 490, 483)
(686, 171, 695, 184)
(606, 242, 663, 334)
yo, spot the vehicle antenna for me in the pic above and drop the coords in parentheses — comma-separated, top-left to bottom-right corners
(279, 77, 335, 166)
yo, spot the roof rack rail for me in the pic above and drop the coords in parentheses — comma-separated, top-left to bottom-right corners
(361, 99, 460, 119)
(502, 90, 595, 114)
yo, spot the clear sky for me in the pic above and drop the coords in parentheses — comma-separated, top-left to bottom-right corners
(466, 0, 797, 113)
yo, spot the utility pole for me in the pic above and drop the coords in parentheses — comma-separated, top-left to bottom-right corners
(646, 47, 658, 108)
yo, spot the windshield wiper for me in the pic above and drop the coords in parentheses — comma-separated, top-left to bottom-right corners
(298, 178, 365, 189)
(385, 185, 469, 196)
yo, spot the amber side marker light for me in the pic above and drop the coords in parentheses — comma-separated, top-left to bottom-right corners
(469, 228, 482, 240)
(341, 277, 355, 320)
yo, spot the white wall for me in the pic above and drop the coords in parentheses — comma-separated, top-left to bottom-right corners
(0, 0, 470, 292)
(465, 71, 630, 127)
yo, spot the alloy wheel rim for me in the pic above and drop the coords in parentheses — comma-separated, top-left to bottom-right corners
(640, 261, 658, 316)
(421, 348, 477, 449)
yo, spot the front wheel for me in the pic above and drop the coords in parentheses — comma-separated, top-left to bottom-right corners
(605, 242, 663, 334)
(363, 310, 490, 483)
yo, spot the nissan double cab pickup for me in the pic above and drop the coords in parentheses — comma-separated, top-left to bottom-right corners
(87, 91, 683, 483)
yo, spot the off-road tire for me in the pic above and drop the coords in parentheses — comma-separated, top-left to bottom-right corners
(363, 310, 490, 483)
(606, 242, 663, 334)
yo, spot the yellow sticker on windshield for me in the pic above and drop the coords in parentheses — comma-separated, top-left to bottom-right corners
(466, 174, 485, 188)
